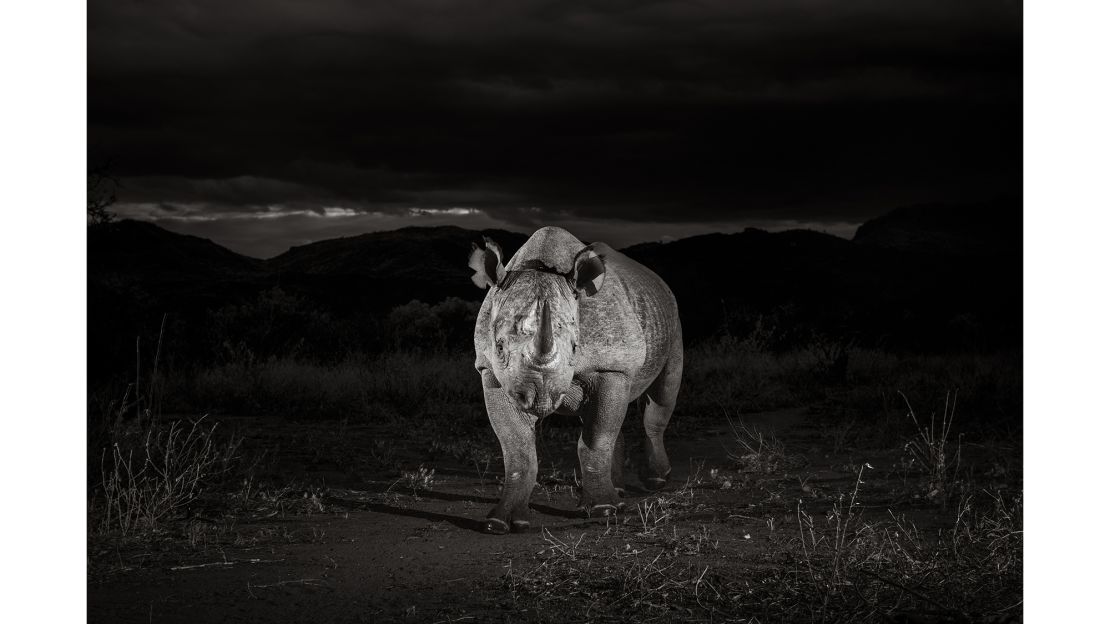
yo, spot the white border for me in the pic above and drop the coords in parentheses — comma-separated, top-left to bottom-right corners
(6, 2, 1109, 621)
(1024, 1, 1110, 621)
(0, 3, 89, 622)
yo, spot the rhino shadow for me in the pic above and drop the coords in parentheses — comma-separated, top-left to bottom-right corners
(412, 488, 586, 520)
(325, 490, 587, 534)
(324, 495, 487, 532)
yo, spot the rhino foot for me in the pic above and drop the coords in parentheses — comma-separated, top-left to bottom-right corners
(485, 517, 511, 535)
(486, 506, 532, 534)
(584, 502, 625, 518)
(643, 471, 671, 491)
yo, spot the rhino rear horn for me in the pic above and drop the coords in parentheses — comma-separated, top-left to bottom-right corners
(571, 245, 606, 296)
(468, 237, 506, 289)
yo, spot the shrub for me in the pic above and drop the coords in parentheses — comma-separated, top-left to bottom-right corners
(184, 352, 481, 421)
(208, 287, 356, 363)
(385, 297, 479, 352)
(94, 417, 241, 536)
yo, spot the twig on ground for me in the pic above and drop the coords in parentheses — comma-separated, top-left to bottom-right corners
(856, 568, 969, 622)
(170, 558, 283, 571)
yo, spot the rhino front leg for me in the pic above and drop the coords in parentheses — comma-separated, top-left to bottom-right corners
(611, 429, 626, 497)
(481, 370, 538, 534)
(577, 372, 631, 516)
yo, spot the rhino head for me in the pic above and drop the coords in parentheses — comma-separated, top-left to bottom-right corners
(470, 237, 606, 417)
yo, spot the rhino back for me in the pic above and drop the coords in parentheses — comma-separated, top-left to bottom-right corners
(580, 246, 680, 396)
(504, 226, 583, 274)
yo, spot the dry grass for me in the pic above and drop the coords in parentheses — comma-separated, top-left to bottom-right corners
(87, 330, 1020, 620)
(396, 465, 437, 495)
(800, 488, 1021, 621)
(680, 344, 1021, 439)
(184, 352, 481, 420)
(726, 415, 788, 474)
(901, 390, 963, 503)
(501, 458, 1021, 623)
(503, 526, 729, 621)
(95, 416, 241, 536)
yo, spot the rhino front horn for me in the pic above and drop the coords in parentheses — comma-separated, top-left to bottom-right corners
(531, 300, 557, 366)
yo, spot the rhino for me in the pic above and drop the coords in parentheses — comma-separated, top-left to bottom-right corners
(468, 226, 683, 534)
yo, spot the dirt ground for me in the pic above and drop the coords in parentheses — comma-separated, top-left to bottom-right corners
(87, 408, 1021, 623)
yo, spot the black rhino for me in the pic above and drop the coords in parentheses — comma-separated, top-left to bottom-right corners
(469, 226, 683, 534)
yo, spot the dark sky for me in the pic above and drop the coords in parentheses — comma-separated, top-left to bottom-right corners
(89, 0, 1021, 258)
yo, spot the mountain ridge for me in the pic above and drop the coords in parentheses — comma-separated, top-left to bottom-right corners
(88, 199, 1021, 352)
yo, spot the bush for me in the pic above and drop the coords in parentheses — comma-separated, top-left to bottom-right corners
(386, 297, 479, 352)
(184, 352, 482, 421)
(93, 417, 241, 536)
(208, 287, 360, 363)
(678, 339, 1021, 440)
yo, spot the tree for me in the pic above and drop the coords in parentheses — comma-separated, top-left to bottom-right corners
(88, 162, 118, 224)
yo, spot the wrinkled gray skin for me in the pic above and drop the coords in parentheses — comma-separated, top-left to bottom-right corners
(469, 227, 683, 534)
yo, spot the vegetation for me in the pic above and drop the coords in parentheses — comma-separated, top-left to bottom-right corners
(95, 417, 241, 536)
(86, 288, 1020, 620)
(500, 471, 1022, 622)
(87, 303, 1020, 526)
(87, 284, 1020, 431)
(87, 162, 118, 225)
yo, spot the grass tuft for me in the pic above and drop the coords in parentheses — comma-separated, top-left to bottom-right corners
(901, 390, 963, 503)
(94, 416, 241, 536)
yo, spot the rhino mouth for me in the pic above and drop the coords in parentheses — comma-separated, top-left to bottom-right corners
(531, 389, 560, 416)
(509, 379, 565, 417)
(529, 397, 557, 417)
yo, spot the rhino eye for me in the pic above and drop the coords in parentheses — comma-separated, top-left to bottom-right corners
(495, 340, 506, 356)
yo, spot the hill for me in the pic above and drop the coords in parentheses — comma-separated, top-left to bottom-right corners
(853, 198, 1020, 256)
(624, 225, 1019, 350)
(87, 203, 1022, 365)
(88, 219, 266, 290)
(268, 226, 529, 312)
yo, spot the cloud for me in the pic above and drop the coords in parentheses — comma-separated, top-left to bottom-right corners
(89, 0, 1021, 236)
(123, 199, 865, 259)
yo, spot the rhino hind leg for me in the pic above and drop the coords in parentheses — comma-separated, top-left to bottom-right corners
(641, 334, 684, 491)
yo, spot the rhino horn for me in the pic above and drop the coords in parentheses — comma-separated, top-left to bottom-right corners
(532, 300, 557, 365)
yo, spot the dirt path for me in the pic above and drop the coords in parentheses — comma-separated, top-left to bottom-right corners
(88, 409, 1015, 622)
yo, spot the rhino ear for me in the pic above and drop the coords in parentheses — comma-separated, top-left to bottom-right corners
(468, 236, 506, 289)
(571, 245, 606, 297)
